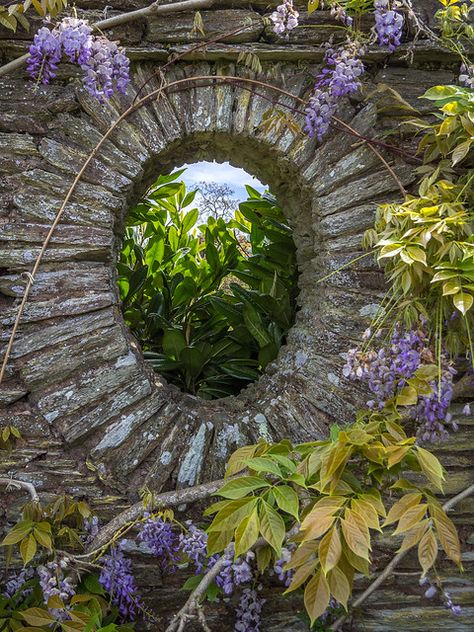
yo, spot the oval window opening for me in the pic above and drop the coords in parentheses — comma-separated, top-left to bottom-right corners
(117, 161, 300, 400)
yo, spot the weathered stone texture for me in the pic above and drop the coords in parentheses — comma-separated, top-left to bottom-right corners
(0, 2, 473, 631)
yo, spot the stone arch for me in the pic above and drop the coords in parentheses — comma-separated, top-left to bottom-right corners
(0, 62, 416, 495)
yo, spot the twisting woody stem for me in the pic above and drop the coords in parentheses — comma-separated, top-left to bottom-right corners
(0, 73, 410, 384)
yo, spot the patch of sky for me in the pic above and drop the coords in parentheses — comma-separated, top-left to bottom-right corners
(180, 160, 265, 202)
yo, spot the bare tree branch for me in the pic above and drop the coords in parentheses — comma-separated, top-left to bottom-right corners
(330, 483, 474, 631)
(0, 0, 216, 78)
(87, 476, 231, 554)
(0, 477, 40, 502)
(165, 553, 228, 632)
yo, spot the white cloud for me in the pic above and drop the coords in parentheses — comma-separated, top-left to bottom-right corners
(179, 161, 265, 200)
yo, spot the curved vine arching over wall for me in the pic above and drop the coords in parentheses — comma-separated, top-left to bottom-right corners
(0, 1, 473, 630)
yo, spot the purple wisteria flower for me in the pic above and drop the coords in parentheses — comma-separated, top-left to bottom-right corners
(2, 567, 35, 600)
(374, 0, 404, 52)
(179, 521, 209, 573)
(272, 546, 294, 586)
(27, 17, 130, 102)
(235, 586, 265, 632)
(304, 44, 364, 140)
(343, 323, 457, 442)
(57, 18, 93, 64)
(27, 27, 62, 84)
(330, 5, 353, 27)
(81, 37, 130, 102)
(304, 88, 335, 140)
(137, 514, 180, 572)
(270, 0, 299, 38)
(82, 515, 100, 545)
(37, 558, 75, 605)
(420, 576, 462, 615)
(99, 545, 142, 620)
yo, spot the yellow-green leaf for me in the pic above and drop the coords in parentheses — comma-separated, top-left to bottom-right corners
(451, 139, 472, 165)
(396, 385, 418, 406)
(304, 571, 330, 625)
(416, 447, 445, 491)
(256, 544, 273, 573)
(399, 519, 429, 553)
(208, 498, 258, 532)
(216, 476, 270, 499)
(273, 485, 299, 520)
(234, 510, 260, 557)
(206, 527, 234, 556)
(383, 492, 423, 527)
(301, 512, 336, 542)
(307, 0, 319, 14)
(225, 444, 258, 476)
(453, 290, 473, 316)
(285, 558, 318, 593)
(392, 504, 428, 536)
(1, 520, 33, 546)
(351, 498, 381, 531)
(21, 607, 55, 626)
(258, 500, 285, 555)
(33, 527, 52, 551)
(319, 526, 342, 574)
(20, 533, 37, 565)
(341, 516, 369, 561)
(418, 528, 438, 574)
(327, 565, 351, 611)
(430, 505, 462, 567)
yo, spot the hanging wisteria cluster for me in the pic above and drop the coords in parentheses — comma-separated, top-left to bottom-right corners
(342, 322, 460, 442)
(135, 515, 296, 631)
(304, 42, 365, 140)
(27, 17, 129, 102)
(99, 544, 143, 620)
(271, 0, 406, 142)
(419, 576, 462, 616)
(374, 0, 404, 52)
(270, 0, 299, 38)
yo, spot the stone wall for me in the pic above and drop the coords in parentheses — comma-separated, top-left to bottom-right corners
(0, 1, 473, 630)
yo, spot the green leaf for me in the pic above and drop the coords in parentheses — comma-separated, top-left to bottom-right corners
(307, 0, 319, 15)
(451, 139, 472, 165)
(453, 290, 473, 315)
(421, 85, 458, 101)
(272, 485, 299, 520)
(126, 265, 148, 300)
(182, 208, 199, 233)
(234, 510, 260, 557)
(145, 236, 165, 269)
(162, 329, 187, 359)
(83, 574, 106, 595)
(179, 346, 206, 377)
(216, 476, 271, 500)
(245, 457, 283, 477)
(258, 500, 286, 556)
(243, 303, 272, 348)
(182, 574, 203, 591)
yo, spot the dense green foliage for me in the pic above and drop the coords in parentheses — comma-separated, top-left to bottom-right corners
(117, 171, 299, 399)
(0, 496, 135, 632)
(365, 85, 474, 357)
(203, 413, 460, 624)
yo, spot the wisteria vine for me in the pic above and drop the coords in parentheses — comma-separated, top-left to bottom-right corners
(27, 17, 129, 101)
